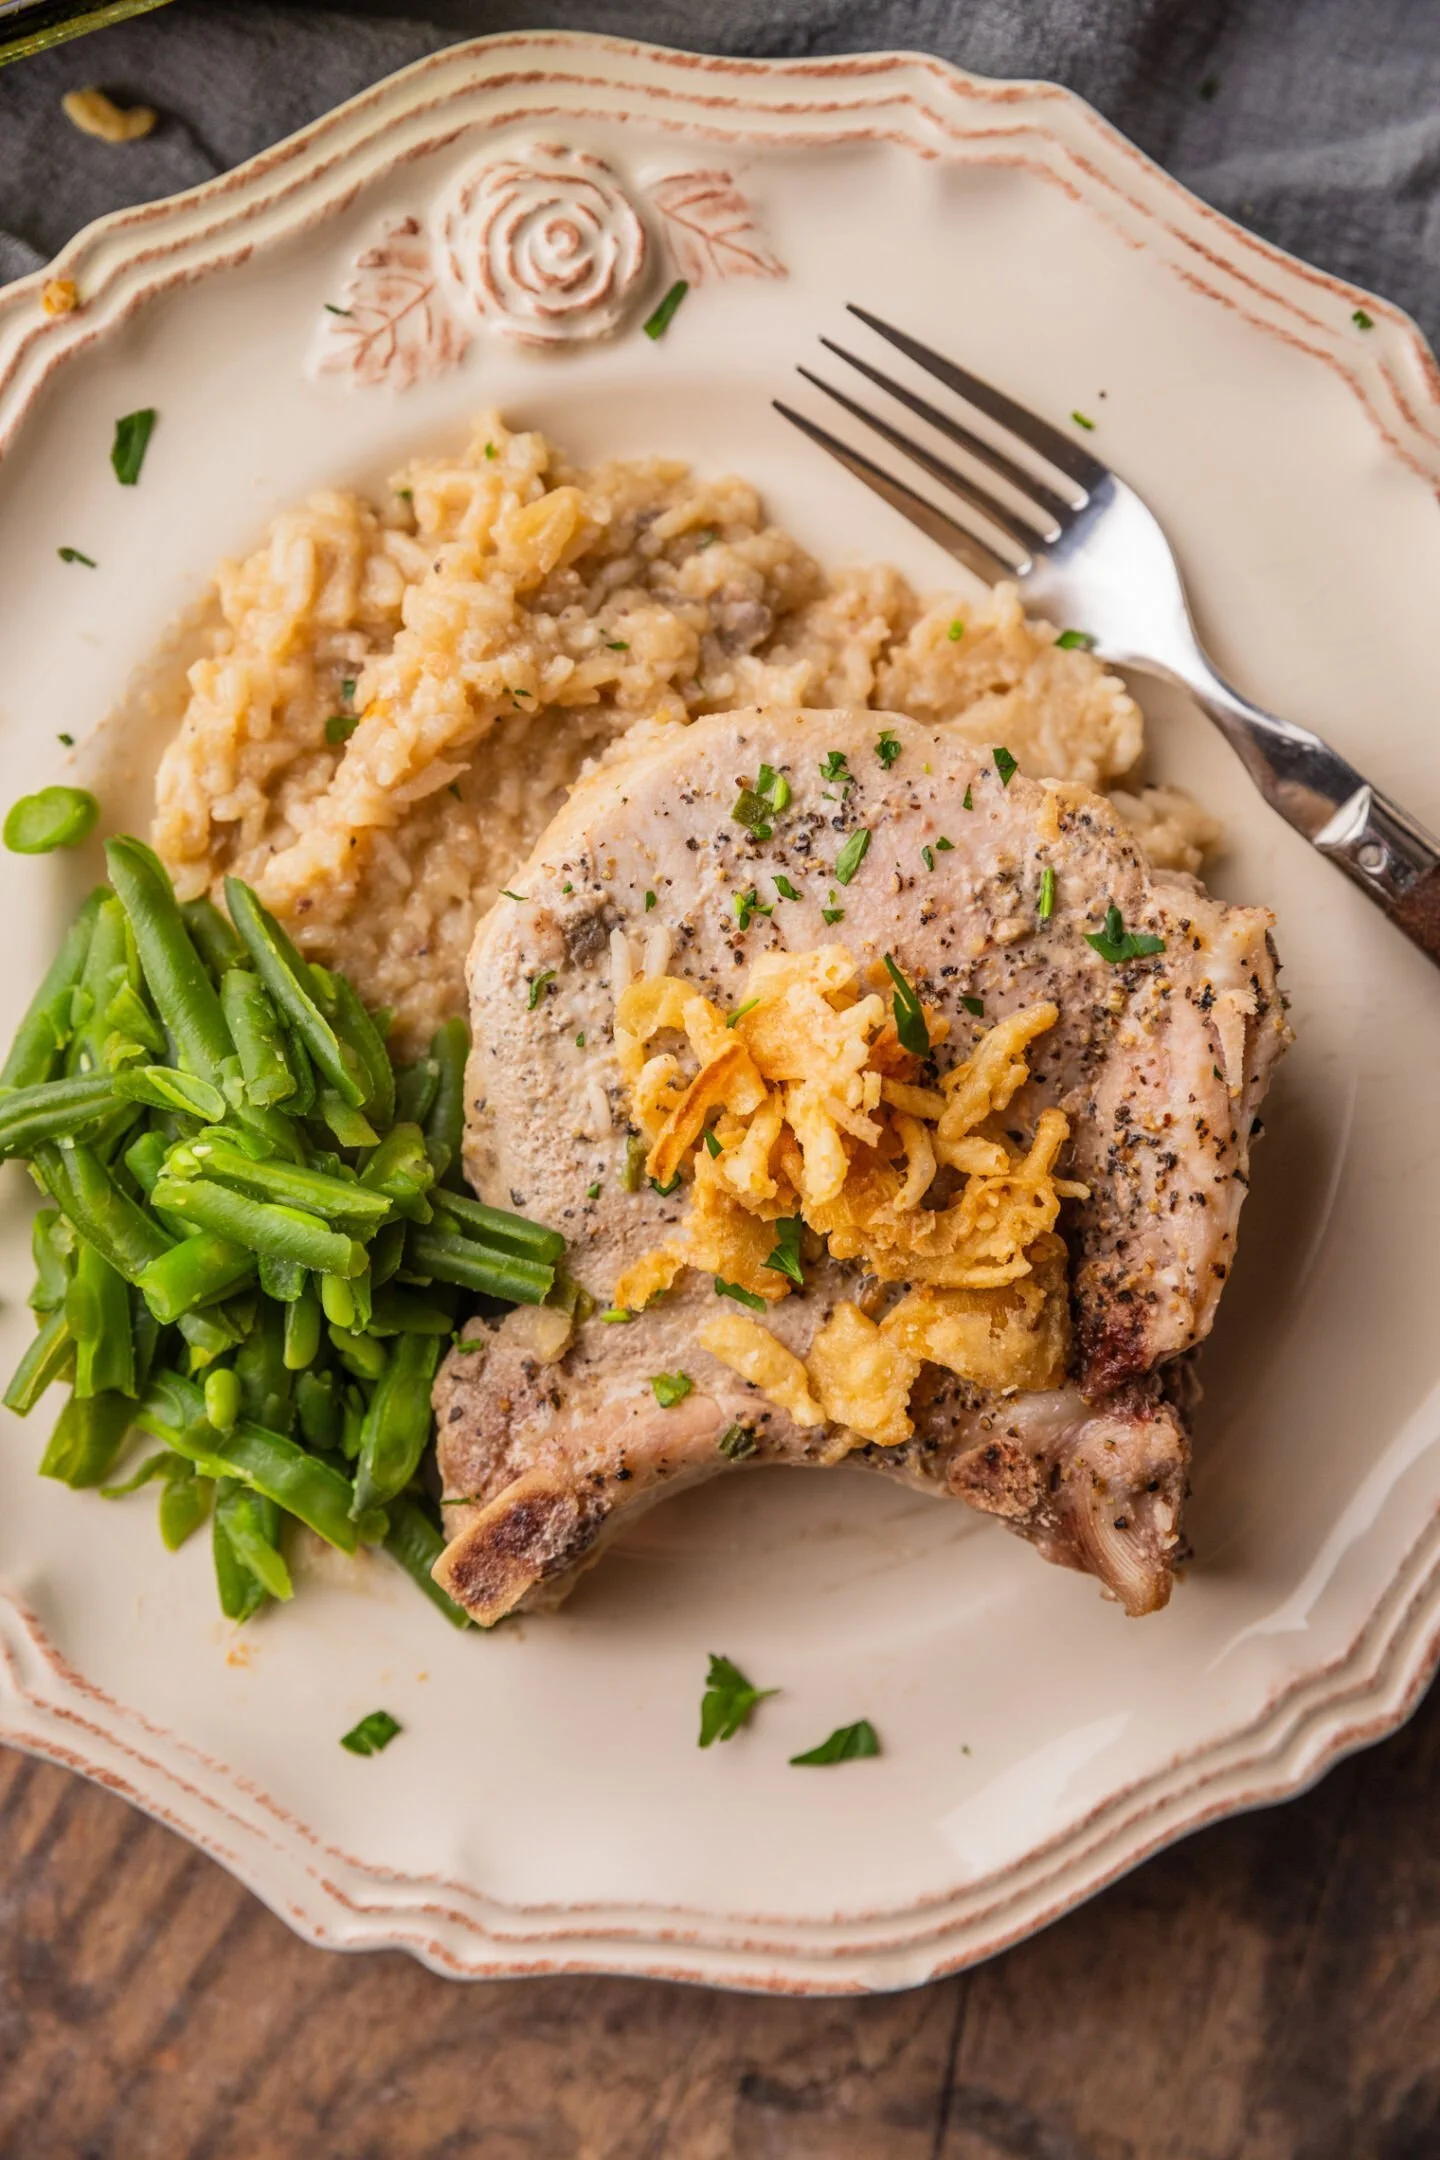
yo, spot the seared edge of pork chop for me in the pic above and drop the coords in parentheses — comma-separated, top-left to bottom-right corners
(434, 706, 1285, 1619)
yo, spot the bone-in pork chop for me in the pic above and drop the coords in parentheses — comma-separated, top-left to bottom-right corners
(432, 708, 1286, 1621)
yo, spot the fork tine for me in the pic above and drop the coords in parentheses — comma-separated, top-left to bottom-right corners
(796, 366, 1048, 558)
(772, 400, 1021, 584)
(847, 305, 1107, 492)
(818, 338, 1078, 530)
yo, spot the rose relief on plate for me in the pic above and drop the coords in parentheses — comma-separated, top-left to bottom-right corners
(310, 142, 785, 388)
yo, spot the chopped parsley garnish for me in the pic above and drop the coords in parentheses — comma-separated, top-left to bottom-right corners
(961, 995, 985, 1017)
(819, 749, 851, 785)
(606, 638, 630, 651)
(623, 1134, 647, 1190)
(1353, 308, 1375, 330)
(935, 835, 954, 851)
(395, 487, 413, 503)
(110, 408, 157, 486)
(650, 1170, 683, 1197)
(325, 712, 358, 745)
(704, 1129, 723, 1158)
(715, 1277, 766, 1311)
(821, 891, 845, 924)
(57, 732, 74, 747)
(651, 1370, 693, 1408)
(947, 618, 965, 641)
(763, 1216, 805, 1287)
(643, 278, 690, 340)
(599, 1307, 633, 1323)
(920, 845, 934, 872)
(833, 828, 871, 885)
(340, 1709, 401, 1757)
(1071, 410, 1096, 431)
(484, 440, 497, 459)
(789, 1718, 880, 1766)
(57, 546, 96, 567)
(562, 882, 573, 894)
(341, 678, 356, 701)
(875, 731, 902, 769)
(526, 970, 555, 1009)
(1198, 73, 1220, 100)
(575, 1032, 586, 1048)
(694, 528, 717, 549)
(644, 890, 657, 911)
(716, 1424, 759, 1460)
(1056, 628, 1096, 650)
(883, 955, 930, 1057)
(500, 889, 526, 901)
(962, 786, 974, 811)
(1084, 902, 1166, 965)
(455, 1338, 486, 1353)
(586, 1181, 602, 1199)
(698, 1653, 776, 1747)
(732, 794, 772, 841)
(323, 302, 353, 317)
(773, 875, 801, 902)
(1038, 865, 1056, 921)
(755, 763, 790, 811)
(733, 888, 772, 931)
(992, 746, 1018, 787)
(726, 997, 760, 1029)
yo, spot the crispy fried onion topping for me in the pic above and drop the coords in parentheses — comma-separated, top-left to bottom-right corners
(613, 946, 1086, 1449)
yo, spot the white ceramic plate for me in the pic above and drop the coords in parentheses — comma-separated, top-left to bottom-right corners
(2, 33, 1440, 1994)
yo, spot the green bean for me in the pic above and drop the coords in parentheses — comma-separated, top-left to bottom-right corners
(234, 1302, 292, 1434)
(150, 1175, 367, 1276)
(65, 895, 130, 1077)
(353, 1331, 443, 1515)
(138, 1369, 385, 1551)
(317, 1089, 378, 1150)
(212, 1478, 271, 1622)
(100, 1450, 173, 1498)
(217, 1480, 293, 1601)
(4, 785, 99, 855)
(203, 1367, 241, 1433)
(28, 1207, 75, 1311)
(404, 1225, 553, 1304)
(367, 1285, 454, 1336)
(383, 1497, 473, 1629)
(339, 1382, 365, 1461)
(319, 1272, 357, 1330)
(103, 978, 166, 1061)
(220, 968, 296, 1107)
(224, 877, 367, 1107)
(422, 1016, 469, 1187)
(177, 1306, 244, 1366)
(280, 1030, 317, 1118)
(431, 1187, 566, 1266)
(393, 1049, 440, 1130)
(181, 896, 246, 978)
(0, 887, 102, 1088)
(0, 1071, 124, 1156)
(130, 1292, 161, 1394)
(359, 1121, 434, 1220)
(38, 1388, 133, 1487)
(3, 1307, 75, 1415)
(282, 1283, 321, 1371)
(123, 1127, 168, 1195)
(369, 1218, 405, 1287)
(158, 1461, 210, 1550)
(67, 1239, 135, 1399)
(295, 1369, 341, 1451)
(34, 1139, 172, 1283)
(137, 1232, 254, 1323)
(327, 1324, 388, 1384)
(106, 838, 233, 1084)
(177, 1136, 391, 1226)
(112, 1064, 228, 1123)
(259, 1253, 307, 1303)
(329, 971, 395, 1130)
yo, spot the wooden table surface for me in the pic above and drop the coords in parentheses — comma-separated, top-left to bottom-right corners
(3, 1676, 1439, 2160)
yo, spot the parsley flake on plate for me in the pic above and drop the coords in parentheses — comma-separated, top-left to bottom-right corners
(1353, 307, 1374, 330)
(733, 888, 773, 931)
(1071, 410, 1096, 431)
(920, 845, 934, 872)
(704, 1129, 723, 1158)
(726, 997, 760, 1029)
(821, 890, 845, 925)
(57, 546, 96, 567)
(1038, 864, 1056, 921)
(716, 1423, 758, 1460)
(644, 890, 657, 911)
(650, 1169, 682, 1197)
(651, 1370, 693, 1408)
(875, 730, 902, 769)
(773, 874, 801, 902)
(110, 407, 157, 486)
(947, 618, 965, 641)
(790, 1718, 880, 1766)
(341, 1709, 402, 1757)
(763, 1216, 805, 1287)
(961, 995, 985, 1017)
(525, 970, 555, 1009)
(325, 712, 358, 745)
(1084, 902, 1166, 965)
(992, 746, 1018, 787)
(962, 786, 974, 811)
(1055, 628, 1096, 651)
(715, 1277, 766, 1311)
(819, 749, 851, 785)
(643, 279, 689, 340)
(698, 1653, 777, 1747)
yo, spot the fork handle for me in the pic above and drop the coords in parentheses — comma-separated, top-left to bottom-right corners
(1308, 780, 1440, 968)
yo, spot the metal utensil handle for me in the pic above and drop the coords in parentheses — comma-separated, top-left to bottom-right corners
(1317, 785, 1440, 967)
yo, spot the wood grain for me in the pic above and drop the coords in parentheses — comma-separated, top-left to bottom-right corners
(4, 1681, 1440, 2159)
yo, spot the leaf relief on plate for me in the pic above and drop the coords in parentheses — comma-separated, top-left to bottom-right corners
(644, 169, 787, 284)
(312, 215, 470, 390)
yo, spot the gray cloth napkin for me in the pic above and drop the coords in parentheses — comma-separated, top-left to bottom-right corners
(1, 0, 1438, 346)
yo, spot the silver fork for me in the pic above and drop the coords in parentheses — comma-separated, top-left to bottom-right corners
(776, 306, 1440, 968)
